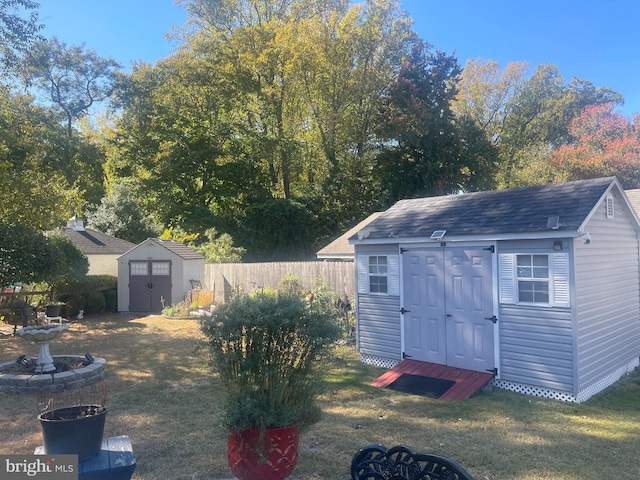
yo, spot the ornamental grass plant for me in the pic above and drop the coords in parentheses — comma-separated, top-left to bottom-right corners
(199, 292, 342, 434)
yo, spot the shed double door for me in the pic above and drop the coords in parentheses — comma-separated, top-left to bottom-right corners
(402, 247, 494, 373)
(128, 260, 172, 312)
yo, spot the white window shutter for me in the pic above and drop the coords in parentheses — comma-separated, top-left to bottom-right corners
(388, 255, 400, 296)
(551, 253, 570, 307)
(356, 255, 368, 294)
(498, 253, 516, 304)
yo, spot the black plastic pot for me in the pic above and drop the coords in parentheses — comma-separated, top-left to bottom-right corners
(45, 304, 62, 317)
(38, 405, 107, 462)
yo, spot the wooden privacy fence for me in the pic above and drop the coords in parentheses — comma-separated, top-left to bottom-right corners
(203, 261, 355, 304)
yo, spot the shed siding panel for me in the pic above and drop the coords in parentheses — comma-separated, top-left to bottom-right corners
(498, 304, 574, 391)
(574, 193, 640, 390)
(357, 295, 402, 360)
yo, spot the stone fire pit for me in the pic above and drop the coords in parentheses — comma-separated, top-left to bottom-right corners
(0, 355, 106, 394)
(0, 324, 106, 393)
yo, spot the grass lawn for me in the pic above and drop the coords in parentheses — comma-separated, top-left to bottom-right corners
(1, 313, 640, 479)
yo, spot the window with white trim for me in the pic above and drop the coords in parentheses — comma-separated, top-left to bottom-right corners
(516, 254, 549, 303)
(499, 252, 569, 307)
(368, 256, 388, 293)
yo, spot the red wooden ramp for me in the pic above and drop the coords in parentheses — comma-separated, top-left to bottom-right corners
(372, 359, 494, 401)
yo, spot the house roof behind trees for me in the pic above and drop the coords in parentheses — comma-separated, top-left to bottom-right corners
(61, 217, 135, 255)
(316, 212, 383, 260)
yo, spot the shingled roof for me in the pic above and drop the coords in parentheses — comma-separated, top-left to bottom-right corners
(138, 238, 205, 260)
(61, 226, 136, 255)
(625, 188, 640, 215)
(351, 177, 627, 241)
(316, 212, 382, 259)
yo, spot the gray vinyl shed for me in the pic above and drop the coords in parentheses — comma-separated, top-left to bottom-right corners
(117, 238, 205, 313)
(350, 177, 640, 402)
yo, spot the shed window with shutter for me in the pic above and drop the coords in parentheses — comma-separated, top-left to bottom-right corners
(499, 252, 569, 307)
(516, 254, 549, 303)
(357, 254, 400, 296)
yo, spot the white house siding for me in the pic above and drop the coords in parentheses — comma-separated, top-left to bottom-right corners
(87, 255, 119, 276)
(498, 240, 575, 392)
(573, 193, 640, 392)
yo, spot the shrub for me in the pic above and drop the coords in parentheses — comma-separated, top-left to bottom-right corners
(58, 275, 116, 296)
(161, 302, 192, 318)
(200, 291, 342, 433)
(84, 291, 105, 314)
(277, 273, 305, 296)
(104, 290, 117, 312)
(62, 294, 86, 317)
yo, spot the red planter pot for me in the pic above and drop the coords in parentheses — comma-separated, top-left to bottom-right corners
(227, 425, 299, 480)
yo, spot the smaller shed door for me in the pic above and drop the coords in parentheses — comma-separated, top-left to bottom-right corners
(129, 260, 172, 312)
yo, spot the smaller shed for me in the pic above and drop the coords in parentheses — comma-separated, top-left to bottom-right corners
(61, 217, 135, 276)
(117, 239, 205, 313)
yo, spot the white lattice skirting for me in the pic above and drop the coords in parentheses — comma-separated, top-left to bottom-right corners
(360, 353, 401, 370)
(361, 354, 640, 403)
(494, 356, 639, 403)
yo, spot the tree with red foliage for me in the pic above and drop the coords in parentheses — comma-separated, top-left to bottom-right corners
(551, 103, 640, 188)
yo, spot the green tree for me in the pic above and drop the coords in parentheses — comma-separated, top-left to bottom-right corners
(87, 181, 160, 243)
(159, 225, 244, 262)
(0, 0, 42, 76)
(0, 222, 52, 286)
(44, 231, 89, 299)
(21, 37, 121, 139)
(453, 60, 623, 188)
(374, 41, 496, 199)
(452, 58, 529, 146)
(241, 198, 319, 260)
(110, 54, 271, 234)
(0, 86, 80, 230)
(121, 0, 414, 252)
(195, 229, 245, 263)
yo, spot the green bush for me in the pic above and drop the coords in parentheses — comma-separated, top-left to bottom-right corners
(84, 291, 105, 314)
(58, 275, 117, 296)
(200, 292, 341, 434)
(62, 294, 86, 317)
(104, 290, 117, 312)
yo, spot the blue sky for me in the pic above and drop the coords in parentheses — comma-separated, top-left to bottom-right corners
(37, 0, 640, 116)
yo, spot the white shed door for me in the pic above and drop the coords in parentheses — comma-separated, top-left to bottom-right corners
(402, 247, 494, 373)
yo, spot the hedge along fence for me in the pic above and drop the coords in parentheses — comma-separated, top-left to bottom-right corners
(203, 261, 355, 305)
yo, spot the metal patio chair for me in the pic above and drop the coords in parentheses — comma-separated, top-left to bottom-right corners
(11, 299, 38, 334)
(351, 444, 474, 480)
